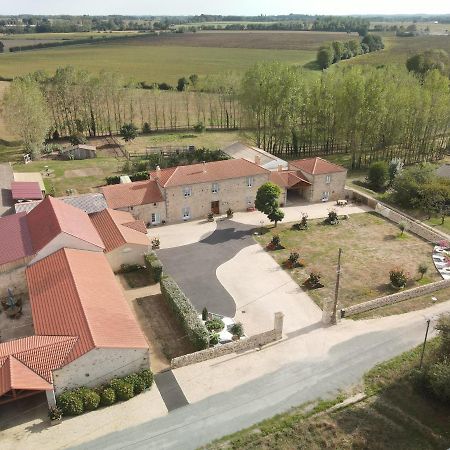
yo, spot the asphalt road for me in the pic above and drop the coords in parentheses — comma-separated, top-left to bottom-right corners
(76, 301, 450, 450)
(157, 218, 256, 317)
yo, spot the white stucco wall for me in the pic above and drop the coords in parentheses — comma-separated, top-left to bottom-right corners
(29, 233, 104, 265)
(52, 347, 150, 395)
(107, 243, 151, 272)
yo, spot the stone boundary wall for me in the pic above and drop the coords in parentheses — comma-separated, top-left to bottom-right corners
(345, 187, 447, 244)
(342, 279, 450, 317)
(171, 312, 284, 369)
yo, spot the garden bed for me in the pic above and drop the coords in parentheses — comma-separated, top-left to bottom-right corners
(255, 212, 440, 311)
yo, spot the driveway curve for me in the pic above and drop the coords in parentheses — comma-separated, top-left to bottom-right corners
(156, 219, 256, 317)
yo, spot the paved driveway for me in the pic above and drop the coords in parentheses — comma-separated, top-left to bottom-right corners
(157, 219, 256, 317)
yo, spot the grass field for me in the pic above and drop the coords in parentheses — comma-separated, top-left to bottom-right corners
(0, 31, 356, 82)
(205, 339, 450, 449)
(255, 212, 439, 311)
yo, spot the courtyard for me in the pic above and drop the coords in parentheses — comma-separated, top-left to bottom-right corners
(255, 212, 440, 310)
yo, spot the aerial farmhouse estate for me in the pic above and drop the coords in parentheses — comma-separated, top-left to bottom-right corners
(101, 153, 347, 224)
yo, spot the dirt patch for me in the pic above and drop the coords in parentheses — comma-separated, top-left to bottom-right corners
(122, 270, 151, 289)
(0, 293, 34, 342)
(64, 167, 103, 178)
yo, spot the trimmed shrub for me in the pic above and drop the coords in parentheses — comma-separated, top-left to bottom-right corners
(230, 322, 244, 339)
(57, 391, 84, 416)
(130, 171, 150, 182)
(138, 369, 154, 389)
(100, 387, 116, 406)
(205, 318, 225, 332)
(209, 333, 220, 346)
(145, 253, 163, 283)
(106, 175, 121, 185)
(160, 276, 209, 350)
(76, 387, 100, 411)
(110, 378, 134, 401)
(124, 373, 146, 395)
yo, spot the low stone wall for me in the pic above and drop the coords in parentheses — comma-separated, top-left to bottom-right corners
(171, 312, 284, 369)
(342, 279, 450, 317)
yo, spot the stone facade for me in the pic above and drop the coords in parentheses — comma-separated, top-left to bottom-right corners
(301, 171, 347, 202)
(342, 279, 450, 317)
(171, 312, 284, 369)
(53, 347, 150, 395)
(106, 243, 151, 272)
(118, 202, 166, 227)
(165, 173, 270, 222)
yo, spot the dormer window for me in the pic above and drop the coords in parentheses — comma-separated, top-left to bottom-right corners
(183, 186, 192, 197)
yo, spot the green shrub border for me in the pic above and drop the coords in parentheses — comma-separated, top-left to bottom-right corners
(160, 275, 209, 350)
(145, 252, 163, 283)
(56, 369, 153, 417)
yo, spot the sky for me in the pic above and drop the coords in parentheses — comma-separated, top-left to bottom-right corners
(0, 0, 449, 16)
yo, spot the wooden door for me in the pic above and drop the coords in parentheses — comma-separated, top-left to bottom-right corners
(211, 201, 220, 215)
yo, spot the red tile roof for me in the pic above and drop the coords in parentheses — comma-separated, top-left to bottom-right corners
(150, 159, 269, 188)
(0, 336, 77, 395)
(11, 181, 43, 201)
(270, 171, 311, 189)
(27, 248, 148, 363)
(289, 157, 346, 175)
(0, 212, 34, 266)
(101, 180, 164, 209)
(25, 196, 104, 253)
(90, 209, 150, 252)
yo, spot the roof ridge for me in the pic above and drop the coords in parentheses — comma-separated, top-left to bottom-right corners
(46, 196, 64, 236)
(163, 166, 179, 188)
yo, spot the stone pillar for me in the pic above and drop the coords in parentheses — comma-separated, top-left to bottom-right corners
(322, 297, 334, 325)
(274, 312, 284, 339)
(46, 389, 56, 408)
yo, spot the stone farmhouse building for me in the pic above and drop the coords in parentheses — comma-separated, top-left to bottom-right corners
(101, 156, 347, 225)
(0, 197, 150, 407)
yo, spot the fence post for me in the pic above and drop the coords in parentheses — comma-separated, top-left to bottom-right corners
(274, 312, 284, 339)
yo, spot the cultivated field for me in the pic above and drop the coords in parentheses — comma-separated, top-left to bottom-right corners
(0, 31, 356, 82)
(256, 212, 439, 311)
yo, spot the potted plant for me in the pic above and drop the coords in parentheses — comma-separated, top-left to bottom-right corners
(230, 322, 244, 341)
(48, 406, 63, 425)
(151, 237, 160, 250)
(226, 208, 234, 218)
(207, 211, 215, 222)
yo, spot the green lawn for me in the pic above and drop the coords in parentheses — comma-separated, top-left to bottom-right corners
(205, 338, 450, 449)
(255, 212, 439, 311)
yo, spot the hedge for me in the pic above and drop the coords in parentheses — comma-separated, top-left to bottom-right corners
(130, 171, 150, 182)
(145, 252, 163, 283)
(160, 275, 209, 350)
(106, 175, 121, 185)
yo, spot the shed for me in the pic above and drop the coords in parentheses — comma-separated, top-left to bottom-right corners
(13, 172, 46, 194)
(61, 144, 97, 160)
(10, 181, 44, 202)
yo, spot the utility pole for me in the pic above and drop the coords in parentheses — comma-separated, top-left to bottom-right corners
(419, 318, 431, 370)
(331, 248, 343, 325)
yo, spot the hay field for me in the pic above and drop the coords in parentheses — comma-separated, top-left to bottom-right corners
(0, 31, 356, 83)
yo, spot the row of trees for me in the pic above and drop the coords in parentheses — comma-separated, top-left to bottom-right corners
(3, 67, 242, 156)
(240, 62, 450, 169)
(317, 34, 384, 69)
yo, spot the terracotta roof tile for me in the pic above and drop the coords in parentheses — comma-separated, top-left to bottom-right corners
(289, 157, 346, 175)
(101, 180, 164, 209)
(90, 209, 149, 252)
(269, 171, 311, 189)
(27, 249, 148, 363)
(25, 196, 104, 253)
(150, 159, 269, 188)
(0, 212, 34, 266)
(11, 181, 43, 201)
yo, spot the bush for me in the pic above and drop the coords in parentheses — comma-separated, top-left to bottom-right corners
(288, 251, 300, 265)
(57, 391, 84, 416)
(205, 318, 225, 332)
(130, 171, 150, 182)
(106, 175, 121, 185)
(325, 209, 339, 225)
(120, 263, 143, 273)
(368, 161, 389, 191)
(230, 322, 244, 339)
(144, 253, 163, 283)
(48, 406, 63, 420)
(109, 379, 134, 401)
(142, 122, 151, 134)
(160, 276, 209, 350)
(418, 263, 428, 279)
(100, 387, 116, 406)
(76, 387, 100, 411)
(193, 122, 206, 133)
(138, 369, 154, 389)
(436, 314, 450, 357)
(124, 374, 146, 395)
(389, 267, 408, 288)
(307, 271, 322, 288)
(427, 359, 450, 403)
(209, 333, 220, 346)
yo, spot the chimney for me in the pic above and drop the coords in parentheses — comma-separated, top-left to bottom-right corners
(155, 165, 161, 179)
(277, 164, 283, 172)
(255, 155, 261, 166)
(202, 161, 207, 173)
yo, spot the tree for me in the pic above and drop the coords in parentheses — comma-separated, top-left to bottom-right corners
(418, 263, 428, 279)
(317, 46, 334, 69)
(120, 123, 138, 142)
(362, 34, 384, 52)
(189, 74, 199, 88)
(406, 49, 449, 77)
(331, 41, 344, 62)
(0, 41, 4, 53)
(398, 221, 408, 236)
(177, 77, 189, 92)
(368, 161, 389, 191)
(255, 182, 284, 227)
(3, 76, 50, 159)
(388, 158, 403, 185)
